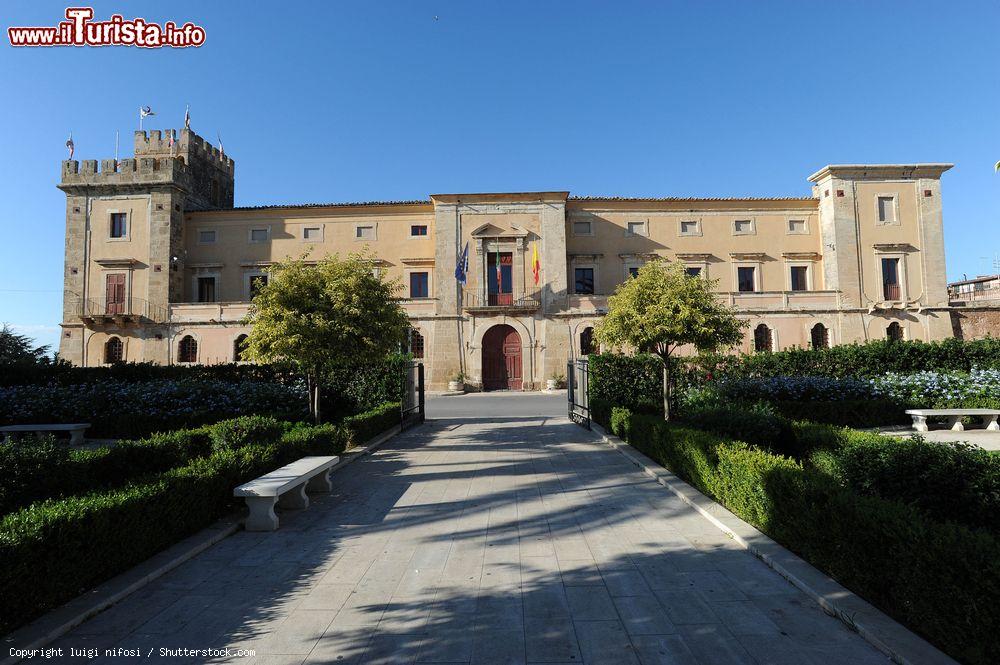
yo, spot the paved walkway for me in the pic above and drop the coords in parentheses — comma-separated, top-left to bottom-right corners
(50, 417, 887, 664)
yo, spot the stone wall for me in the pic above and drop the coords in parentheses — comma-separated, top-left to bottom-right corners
(950, 305, 1000, 340)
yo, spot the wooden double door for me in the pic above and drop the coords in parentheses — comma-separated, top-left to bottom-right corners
(482, 324, 522, 391)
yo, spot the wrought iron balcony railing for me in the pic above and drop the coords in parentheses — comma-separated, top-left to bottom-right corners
(77, 298, 168, 324)
(462, 288, 541, 311)
(883, 283, 901, 301)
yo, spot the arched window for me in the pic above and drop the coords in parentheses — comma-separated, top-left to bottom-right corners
(178, 335, 198, 363)
(104, 336, 123, 364)
(886, 322, 904, 342)
(406, 328, 425, 359)
(580, 327, 594, 356)
(233, 334, 248, 362)
(810, 323, 829, 350)
(753, 324, 773, 353)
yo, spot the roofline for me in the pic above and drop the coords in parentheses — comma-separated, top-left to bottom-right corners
(568, 195, 815, 203)
(192, 200, 432, 214)
(807, 163, 954, 182)
(948, 275, 999, 287)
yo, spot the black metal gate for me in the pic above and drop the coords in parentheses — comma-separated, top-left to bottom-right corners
(401, 361, 425, 430)
(567, 358, 590, 429)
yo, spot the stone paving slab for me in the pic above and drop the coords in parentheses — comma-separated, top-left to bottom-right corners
(36, 417, 891, 664)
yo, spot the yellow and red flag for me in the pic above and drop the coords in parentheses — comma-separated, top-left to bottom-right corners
(532, 242, 540, 285)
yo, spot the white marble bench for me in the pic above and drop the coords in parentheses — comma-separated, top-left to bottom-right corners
(0, 423, 90, 446)
(905, 409, 1000, 433)
(234, 455, 339, 531)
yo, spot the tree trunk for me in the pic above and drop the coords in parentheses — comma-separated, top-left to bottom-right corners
(306, 371, 322, 424)
(662, 357, 672, 422)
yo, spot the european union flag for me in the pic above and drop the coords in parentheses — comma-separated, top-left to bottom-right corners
(455, 241, 469, 285)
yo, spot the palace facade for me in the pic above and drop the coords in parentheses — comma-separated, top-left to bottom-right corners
(58, 129, 954, 390)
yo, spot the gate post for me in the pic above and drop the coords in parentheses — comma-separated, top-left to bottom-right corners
(418, 363, 425, 423)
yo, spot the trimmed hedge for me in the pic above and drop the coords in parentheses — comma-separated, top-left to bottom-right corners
(769, 399, 910, 428)
(604, 407, 1000, 664)
(694, 337, 1000, 380)
(343, 402, 401, 445)
(0, 360, 298, 387)
(588, 353, 668, 411)
(0, 421, 350, 633)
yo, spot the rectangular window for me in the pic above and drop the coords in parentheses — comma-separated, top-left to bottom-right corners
(679, 221, 699, 236)
(790, 266, 809, 291)
(110, 213, 127, 239)
(882, 257, 901, 299)
(626, 221, 646, 236)
(877, 196, 896, 223)
(197, 277, 217, 303)
(737, 266, 756, 292)
(685, 266, 702, 278)
(356, 225, 375, 240)
(573, 221, 592, 236)
(733, 220, 753, 235)
(575, 268, 595, 294)
(410, 225, 428, 236)
(198, 229, 217, 244)
(409, 272, 429, 298)
(303, 226, 322, 241)
(249, 228, 269, 243)
(627, 266, 640, 279)
(248, 274, 268, 299)
(787, 219, 806, 234)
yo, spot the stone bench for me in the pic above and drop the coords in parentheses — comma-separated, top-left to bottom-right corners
(233, 456, 339, 531)
(0, 423, 90, 446)
(905, 409, 1000, 433)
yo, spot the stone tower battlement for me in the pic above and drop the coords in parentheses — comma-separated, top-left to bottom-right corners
(59, 128, 235, 210)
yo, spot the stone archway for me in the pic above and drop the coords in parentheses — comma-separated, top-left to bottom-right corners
(482, 324, 522, 391)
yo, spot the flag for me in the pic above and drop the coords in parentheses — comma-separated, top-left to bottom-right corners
(66, 133, 74, 160)
(167, 130, 175, 148)
(531, 242, 540, 285)
(454, 242, 469, 285)
(184, 105, 191, 130)
(139, 105, 155, 118)
(217, 133, 224, 159)
(495, 247, 502, 291)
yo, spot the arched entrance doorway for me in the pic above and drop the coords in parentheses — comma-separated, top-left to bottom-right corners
(482, 324, 522, 391)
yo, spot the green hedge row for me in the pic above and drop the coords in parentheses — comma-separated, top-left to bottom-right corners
(603, 407, 1000, 665)
(0, 402, 404, 634)
(342, 402, 401, 445)
(695, 337, 1000, 380)
(0, 360, 298, 387)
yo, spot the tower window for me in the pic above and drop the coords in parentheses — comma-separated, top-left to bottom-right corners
(110, 213, 127, 239)
(410, 225, 428, 236)
(104, 337, 123, 364)
(877, 196, 897, 224)
(178, 335, 198, 363)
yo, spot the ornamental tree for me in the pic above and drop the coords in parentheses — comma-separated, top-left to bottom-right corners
(241, 252, 410, 422)
(594, 259, 746, 420)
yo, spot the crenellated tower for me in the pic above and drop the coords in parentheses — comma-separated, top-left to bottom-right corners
(57, 129, 235, 365)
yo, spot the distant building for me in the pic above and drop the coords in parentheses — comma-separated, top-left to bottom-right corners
(58, 128, 957, 389)
(949, 275, 1000, 302)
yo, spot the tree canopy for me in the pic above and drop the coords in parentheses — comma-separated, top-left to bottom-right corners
(595, 259, 746, 418)
(241, 253, 410, 419)
(0, 324, 51, 366)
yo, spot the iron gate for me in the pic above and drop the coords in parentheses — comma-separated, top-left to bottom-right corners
(401, 361, 425, 430)
(567, 358, 590, 429)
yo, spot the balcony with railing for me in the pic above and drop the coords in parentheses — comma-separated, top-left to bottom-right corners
(77, 298, 168, 325)
(883, 282, 902, 301)
(462, 288, 541, 313)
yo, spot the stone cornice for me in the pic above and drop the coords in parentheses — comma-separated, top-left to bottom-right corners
(807, 164, 953, 183)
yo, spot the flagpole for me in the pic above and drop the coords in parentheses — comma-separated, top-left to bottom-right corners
(138, 107, 143, 131)
(115, 130, 119, 163)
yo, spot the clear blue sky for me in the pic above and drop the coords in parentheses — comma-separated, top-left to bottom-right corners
(2, 1, 998, 354)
